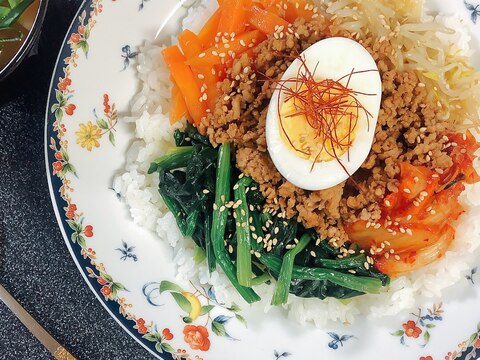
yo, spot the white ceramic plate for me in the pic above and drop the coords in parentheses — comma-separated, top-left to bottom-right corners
(45, 1, 480, 359)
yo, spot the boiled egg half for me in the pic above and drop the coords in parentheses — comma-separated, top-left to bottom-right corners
(266, 37, 382, 191)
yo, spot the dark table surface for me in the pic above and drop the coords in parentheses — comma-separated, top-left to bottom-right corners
(0, 1, 154, 359)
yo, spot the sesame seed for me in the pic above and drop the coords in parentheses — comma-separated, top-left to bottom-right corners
(413, 201, 420, 207)
(213, 204, 218, 210)
(385, 200, 391, 207)
(406, 228, 413, 236)
(406, 215, 412, 221)
(399, 228, 406, 234)
(348, 269, 357, 274)
(420, 191, 428, 197)
(403, 188, 411, 194)
(394, 255, 401, 261)
(364, 262, 370, 270)
(414, 177, 419, 183)
(202, 189, 209, 194)
(310, 251, 317, 257)
(384, 253, 390, 259)
(254, 252, 261, 258)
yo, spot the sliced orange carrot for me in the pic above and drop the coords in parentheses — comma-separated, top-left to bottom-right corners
(246, 5, 290, 35)
(187, 30, 266, 67)
(191, 65, 221, 110)
(162, 47, 208, 124)
(162, 45, 185, 66)
(198, 8, 222, 48)
(178, 29, 204, 59)
(170, 84, 189, 124)
(218, 0, 248, 35)
(170, 62, 208, 124)
(284, 0, 316, 22)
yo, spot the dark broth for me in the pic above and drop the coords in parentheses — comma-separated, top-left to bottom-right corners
(0, 0, 40, 70)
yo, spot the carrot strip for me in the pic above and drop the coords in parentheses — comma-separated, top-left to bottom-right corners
(162, 45, 185, 65)
(162, 47, 208, 124)
(178, 29, 204, 59)
(170, 84, 189, 124)
(191, 65, 220, 110)
(218, 0, 247, 35)
(246, 5, 290, 35)
(198, 8, 222, 48)
(187, 30, 266, 67)
(284, 0, 316, 22)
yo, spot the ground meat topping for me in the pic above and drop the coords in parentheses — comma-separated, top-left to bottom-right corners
(198, 18, 455, 246)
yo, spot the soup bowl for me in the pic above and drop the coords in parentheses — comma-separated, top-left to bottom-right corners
(0, 0, 48, 81)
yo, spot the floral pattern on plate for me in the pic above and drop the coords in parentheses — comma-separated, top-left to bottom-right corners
(45, 0, 480, 359)
(392, 304, 444, 347)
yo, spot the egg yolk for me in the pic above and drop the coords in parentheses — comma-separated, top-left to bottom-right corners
(279, 84, 359, 162)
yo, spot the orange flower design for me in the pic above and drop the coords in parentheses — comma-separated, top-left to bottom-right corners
(183, 325, 210, 351)
(403, 320, 422, 338)
(420, 356, 433, 360)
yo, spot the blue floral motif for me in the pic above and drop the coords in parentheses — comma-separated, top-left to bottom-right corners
(274, 350, 292, 359)
(464, 1, 480, 24)
(139, 0, 149, 11)
(116, 240, 138, 262)
(466, 267, 478, 285)
(121, 45, 138, 71)
(327, 332, 356, 350)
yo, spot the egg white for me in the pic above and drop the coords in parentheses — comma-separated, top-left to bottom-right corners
(266, 37, 382, 191)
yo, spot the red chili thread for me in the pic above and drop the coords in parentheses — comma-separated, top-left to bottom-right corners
(268, 54, 377, 179)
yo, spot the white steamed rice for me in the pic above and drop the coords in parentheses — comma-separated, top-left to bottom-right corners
(113, 0, 480, 326)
